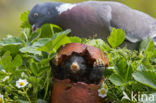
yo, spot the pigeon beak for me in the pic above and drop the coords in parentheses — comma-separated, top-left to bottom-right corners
(32, 24, 37, 32)
(70, 62, 80, 73)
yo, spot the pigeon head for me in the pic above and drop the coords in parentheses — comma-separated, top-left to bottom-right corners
(28, 2, 61, 31)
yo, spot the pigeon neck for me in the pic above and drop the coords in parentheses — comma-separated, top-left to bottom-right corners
(56, 3, 77, 15)
(53, 3, 77, 27)
(45, 2, 63, 25)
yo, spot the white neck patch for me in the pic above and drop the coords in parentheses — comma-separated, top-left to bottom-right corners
(151, 33, 156, 38)
(151, 33, 156, 46)
(56, 3, 76, 14)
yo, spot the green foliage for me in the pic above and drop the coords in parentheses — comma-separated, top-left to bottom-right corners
(0, 11, 82, 103)
(107, 28, 125, 48)
(140, 38, 155, 51)
(87, 35, 156, 102)
(133, 71, 156, 89)
(0, 51, 22, 72)
(20, 10, 31, 29)
(0, 36, 24, 46)
(0, 11, 155, 103)
(109, 57, 133, 86)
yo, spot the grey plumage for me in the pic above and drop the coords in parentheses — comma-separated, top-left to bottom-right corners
(29, 2, 61, 27)
(28, 1, 156, 49)
(82, 1, 156, 41)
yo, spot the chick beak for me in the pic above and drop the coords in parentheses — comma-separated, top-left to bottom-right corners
(32, 24, 37, 32)
(70, 62, 80, 73)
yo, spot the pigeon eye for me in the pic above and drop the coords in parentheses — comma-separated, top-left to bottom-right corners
(34, 13, 38, 18)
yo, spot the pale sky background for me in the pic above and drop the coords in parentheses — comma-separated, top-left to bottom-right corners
(0, 0, 52, 38)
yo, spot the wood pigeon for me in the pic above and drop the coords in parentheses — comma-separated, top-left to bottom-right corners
(28, 1, 156, 49)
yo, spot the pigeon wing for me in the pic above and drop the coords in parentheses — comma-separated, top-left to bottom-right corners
(109, 3, 156, 43)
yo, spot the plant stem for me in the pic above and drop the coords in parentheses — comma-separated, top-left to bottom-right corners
(23, 88, 31, 103)
(44, 69, 51, 99)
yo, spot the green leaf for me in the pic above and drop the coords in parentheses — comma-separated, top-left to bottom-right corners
(38, 29, 71, 53)
(69, 36, 82, 43)
(30, 31, 41, 43)
(40, 24, 63, 38)
(20, 46, 41, 55)
(151, 56, 156, 64)
(28, 76, 41, 86)
(110, 57, 134, 86)
(40, 58, 52, 64)
(142, 92, 156, 103)
(12, 55, 22, 67)
(1, 52, 23, 72)
(51, 36, 71, 53)
(0, 37, 24, 46)
(38, 67, 49, 77)
(0, 45, 21, 54)
(32, 38, 51, 47)
(83, 39, 110, 51)
(20, 10, 29, 22)
(109, 73, 125, 86)
(115, 57, 128, 76)
(140, 38, 155, 51)
(52, 24, 63, 31)
(107, 28, 125, 48)
(20, 10, 31, 28)
(1, 51, 12, 71)
(114, 57, 133, 80)
(146, 41, 155, 52)
(38, 41, 53, 53)
(0, 71, 8, 80)
(51, 29, 71, 41)
(133, 71, 156, 89)
(40, 24, 54, 38)
(30, 62, 39, 76)
(22, 28, 32, 42)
